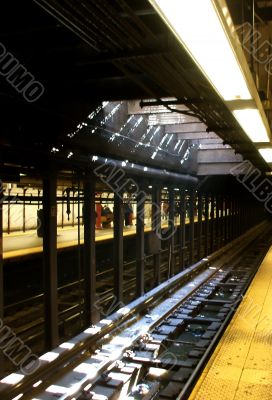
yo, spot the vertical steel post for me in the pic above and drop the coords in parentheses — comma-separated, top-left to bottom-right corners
(136, 191, 145, 297)
(83, 174, 96, 325)
(210, 195, 215, 253)
(179, 189, 186, 270)
(233, 198, 238, 238)
(0, 182, 4, 376)
(197, 192, 203, 260)
(23, 188, 26, 232)
(228, 197, 233, 241)
(232, 198, 236, 238)
(43, 170, 59, 349)
(72, 190, 75, 228)
(215, 195, 220, 249)
(168, 188, 175, 276)
(238, 199, 242, 235)
(7, 189, 10, 235)
(152, 187, 161, 285)
(189, 190, 195, 265)
(204, 194, 209, 256)
(113, 193, 124, 304)
(223, 197, 227, 243)
(219, 196, 224, 246)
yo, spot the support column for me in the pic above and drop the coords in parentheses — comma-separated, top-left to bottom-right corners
(0, 182, 4, 376)
(238, 199, 242, 235)
(189, 190, 195, 265)
(234, 198, 239, 238)
(152, 187, 161, 285)
(219, 196, 224, 246)
(83, 174, 96, 325)
(232, 198, 236, 238)
(228, 197, 233, 241)
(210, 195, 215, 253)
(179, 189, 186, 270)
(113, 193, 124, 304)
(223, 197, 227, 244)
(215, 195, 220, 249)
(136, 191, 145, 297)
(204, 194, 209, 256)
(43, 170, 59, 349)
(168, 188, 175, 276)
(197, 192, 203, 260)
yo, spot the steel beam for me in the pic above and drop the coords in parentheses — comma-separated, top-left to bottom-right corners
(177, 132, 218, 140)
(197, 163, 243, 176)
(136, 191, 145, 297)
(152, 187, 161, 285)
(113, 193, 124, 303)
(166, 122, 208, 134)
(83, 174, 97, 325)
(198, 149, 243, 163)
(43, 170, 59, 349)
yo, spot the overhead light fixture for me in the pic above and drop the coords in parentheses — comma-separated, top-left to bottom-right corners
(233, 109, 270, 143)
(149, 0, 271, 147)
(149, 0, 252, 101)
(258, 148, 272, 163)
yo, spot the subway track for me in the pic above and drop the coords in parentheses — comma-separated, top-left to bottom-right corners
(2, 227, 215, 372)
(2, 247, 187, 375)
(1, 221, 271, 400)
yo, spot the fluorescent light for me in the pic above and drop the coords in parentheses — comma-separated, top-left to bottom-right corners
(149, 0, 252, 101)
(233, 109, 270, 143)
(258, 148, 272, 163)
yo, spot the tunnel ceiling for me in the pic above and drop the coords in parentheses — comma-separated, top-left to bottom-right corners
(0, 0, 270, 176)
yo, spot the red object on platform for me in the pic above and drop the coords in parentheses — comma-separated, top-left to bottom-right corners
(96, 204, 102, 229)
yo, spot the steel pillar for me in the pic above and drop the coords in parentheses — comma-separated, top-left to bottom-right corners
(223, 197, 227, 243)
(228, 197, 233, 241)
(238, 199, 242, 235)
(210, 195, 215, 253)
(219, 196, 224, 246)
(43, 170, 59, 349)
(232, 198, 236, 238)
(152, 187, 161, 285)
(83, 175, 97, 325)
(136, 191, 145, 297)
(234, 198, 238, 238)
(189, 190, 195, 265)
(204, 194, 209, 256)
(113, 193, 124, 304)
(197, 192, 203, 260)
(168, 188, 176, 276)
(215, 195, 220, 249)
(0, 182, 3, 376)
(179, 189, 186, 270)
